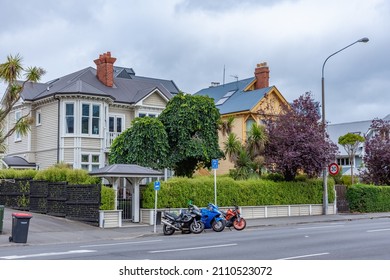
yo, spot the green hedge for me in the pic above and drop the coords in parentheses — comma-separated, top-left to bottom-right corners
(141, 176, 335, 208)
(346, 184, 390, 212)
(33, 166, 100, 184)
(0, 169, 38, 179)
(100, 185, 116, 210)
(0, 167, 100, 184)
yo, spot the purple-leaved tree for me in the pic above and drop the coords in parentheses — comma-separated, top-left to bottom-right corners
(360, 118, 390, 185)
(262, 92, 338, 181)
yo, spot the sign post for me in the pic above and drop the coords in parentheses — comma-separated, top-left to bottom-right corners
(153, 180, 161, 233)
(211, 159, 218, 205)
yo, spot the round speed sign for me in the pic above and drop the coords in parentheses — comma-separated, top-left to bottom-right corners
(328, 163, 340, 176)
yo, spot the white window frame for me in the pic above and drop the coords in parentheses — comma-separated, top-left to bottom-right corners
(64, 102, 75, 134)
(81, 103, 101, 136)
(36, 110, 42, 126)
(138, 112, 158, 118)
(108, 114, 124, 133)
(337, 157, 351, 167)
(81, 153, 101, 171)
(14, 110, 22, 142)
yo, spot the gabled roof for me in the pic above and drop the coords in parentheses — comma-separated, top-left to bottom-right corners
(194, 77, 275, 115)
(17, 66, 179, 105)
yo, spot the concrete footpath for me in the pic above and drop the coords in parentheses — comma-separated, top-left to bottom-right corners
(1, 206, 390, 247)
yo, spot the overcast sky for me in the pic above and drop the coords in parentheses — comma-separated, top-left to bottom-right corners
(1, 0, 389, 124)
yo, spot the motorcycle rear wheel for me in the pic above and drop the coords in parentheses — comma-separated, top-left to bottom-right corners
(189, 220, 205, 234)
(211, 219, 226, 232)
(233, 218, 246, 231)
(163, 224, 175, 235)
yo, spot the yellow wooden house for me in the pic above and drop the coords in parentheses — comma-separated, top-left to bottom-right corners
(195, 62, 289, 174)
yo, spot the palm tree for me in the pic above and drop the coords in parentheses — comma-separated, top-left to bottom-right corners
(245, 123, 268, 174)
(218, 115, 235, 137)
(0, 54, 45, 151)
(223, 132, 242, 165)
(246, 123, 268, 156)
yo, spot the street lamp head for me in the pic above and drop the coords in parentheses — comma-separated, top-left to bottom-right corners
(358, 37, 369, 43)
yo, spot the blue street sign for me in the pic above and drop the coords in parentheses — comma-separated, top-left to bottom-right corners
(211, 159, 218, 169)
(154, 181, 161, 191)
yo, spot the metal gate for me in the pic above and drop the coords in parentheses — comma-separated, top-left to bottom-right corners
(117, 198, 132, 220)
(335, 185, 349, 213)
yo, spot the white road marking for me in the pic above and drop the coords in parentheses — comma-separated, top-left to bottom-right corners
(279, 252, 330, 260)
(296, 225, 344, 230)
(367, 228, 390, 233)
(80, 239, 162, 248)
(149, 243, 237, 254)
(0, 250, 96, 260)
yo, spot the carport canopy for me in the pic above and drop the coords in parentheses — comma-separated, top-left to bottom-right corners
(90, 164, 164, 222)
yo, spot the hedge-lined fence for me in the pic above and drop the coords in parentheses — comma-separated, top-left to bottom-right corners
(346, 184, 390, 212)
(141, 176, 335, 209)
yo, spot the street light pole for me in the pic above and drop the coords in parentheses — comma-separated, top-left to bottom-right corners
(321, 37, 369, 215)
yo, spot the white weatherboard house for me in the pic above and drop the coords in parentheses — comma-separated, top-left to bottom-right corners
(1, 52, 179, 170)
(327, 114, 390, 175)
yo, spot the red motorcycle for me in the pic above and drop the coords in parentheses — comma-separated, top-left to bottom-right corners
(221, 205, 246, 230)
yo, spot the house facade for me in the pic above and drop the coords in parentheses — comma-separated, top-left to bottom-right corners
(327, 114, 390, 176)
(1, 52, 179, 171)
(194, 62, 289, 174)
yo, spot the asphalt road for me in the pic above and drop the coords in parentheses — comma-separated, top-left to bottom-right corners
(1, 217, 390, 260)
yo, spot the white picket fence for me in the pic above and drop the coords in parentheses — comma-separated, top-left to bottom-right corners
(140, 203, 336, 225)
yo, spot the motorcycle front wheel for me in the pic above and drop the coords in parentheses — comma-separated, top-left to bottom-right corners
(163, 224, 175, 235)
(233, 217, 246, 231)
(211, 219, 226, 232)
(189, 220, 205, 234)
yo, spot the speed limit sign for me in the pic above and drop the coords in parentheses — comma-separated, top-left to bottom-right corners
(328, 163, 340, 176)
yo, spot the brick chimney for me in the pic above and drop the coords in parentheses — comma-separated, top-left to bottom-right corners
(94, 52, 117, 87)
(254, 62, 270, 89)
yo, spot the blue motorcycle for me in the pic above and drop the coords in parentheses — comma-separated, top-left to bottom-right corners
(201, 203, 226, 232)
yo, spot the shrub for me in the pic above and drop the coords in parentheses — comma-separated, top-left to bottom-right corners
(34, 166, 68, 182)
(0, 168, 37, 179)
(100, 185, 115, 210)
(33, 166, 99, 184)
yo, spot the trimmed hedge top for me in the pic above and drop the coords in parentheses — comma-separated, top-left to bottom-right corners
(141, 176, 335, 208)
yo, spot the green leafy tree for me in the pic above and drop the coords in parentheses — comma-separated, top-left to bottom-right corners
(0, 54, 45, 151)
(338, 132, 365, 184)
(109, 117, 170, 169)
(158, 93, 224, 177)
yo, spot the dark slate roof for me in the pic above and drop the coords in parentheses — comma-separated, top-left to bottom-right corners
(113, 66, 180, 95)
(89, 164, 164, 178)
(1, 156, 36, 168)
(194, 77, 273, 114)
(20, 66, 179, 104)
